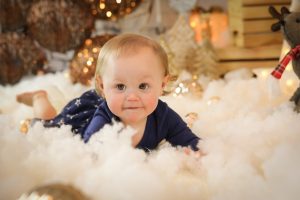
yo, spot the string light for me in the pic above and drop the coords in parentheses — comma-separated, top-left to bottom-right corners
(88, 0, 142, 21)
(69, 34, 115, 85)
(86, 60, 92, 66)
(106, 11, 112, 17)
(172, 80, 203, 98)
(99, 2, 105, 9)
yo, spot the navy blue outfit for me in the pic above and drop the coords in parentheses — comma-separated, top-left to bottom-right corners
(43, 90, 200, 151)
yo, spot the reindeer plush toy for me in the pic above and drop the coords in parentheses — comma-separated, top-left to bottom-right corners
(269, 6, 300, 111)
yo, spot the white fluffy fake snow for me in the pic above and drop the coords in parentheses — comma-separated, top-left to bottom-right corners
(0, 69, 300, 200)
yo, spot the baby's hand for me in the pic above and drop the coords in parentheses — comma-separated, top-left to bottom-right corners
(183, 147, 206, 159)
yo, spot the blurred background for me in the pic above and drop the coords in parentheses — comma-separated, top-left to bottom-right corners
(0, 0, 291, 88)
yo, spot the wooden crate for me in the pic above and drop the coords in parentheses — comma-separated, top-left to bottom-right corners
(228, 0, 291, 47)
(216, 44, 282, 73)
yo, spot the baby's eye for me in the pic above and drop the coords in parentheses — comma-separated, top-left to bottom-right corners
(116, 84, 126, 91)
(139, 83, 149, 90)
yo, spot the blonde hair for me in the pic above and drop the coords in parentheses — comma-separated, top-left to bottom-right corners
(94, 33, 169, 95)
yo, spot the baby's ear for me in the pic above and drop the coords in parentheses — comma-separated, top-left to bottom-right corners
(95, 75, 104, 96)
(162, 75, 169, 88)
(95, 75, 103, 88)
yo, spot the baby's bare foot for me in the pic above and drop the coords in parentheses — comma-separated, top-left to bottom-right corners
(16, 90, 47, 106)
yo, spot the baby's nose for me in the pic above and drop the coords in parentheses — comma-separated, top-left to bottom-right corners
(126, 90, 139, 101)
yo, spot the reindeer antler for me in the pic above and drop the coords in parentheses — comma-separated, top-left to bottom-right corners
(269, 6, 290, 32)
(269, 6, 282, 20)
(281, 7, 291, 15)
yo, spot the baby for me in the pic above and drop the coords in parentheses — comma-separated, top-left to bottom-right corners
(17, 33, 200, 152)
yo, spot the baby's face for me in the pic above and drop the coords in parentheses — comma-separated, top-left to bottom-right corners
(101, 47, 167, 126)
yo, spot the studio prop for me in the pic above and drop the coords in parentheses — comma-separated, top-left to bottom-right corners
(269, 6, 300, 111)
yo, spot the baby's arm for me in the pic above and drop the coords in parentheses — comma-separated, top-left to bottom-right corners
(83, 109, 110, 143)
(165, 107, 200, 151)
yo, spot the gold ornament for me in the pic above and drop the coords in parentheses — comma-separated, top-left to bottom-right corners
(185, 112, 199, 128)
(27, 0, 94, 53)
(18, 183, 89, 200)
(69, 34, 115, 85)
(87, 0, 142, 21)
(19, 119, 31, 134)
(0, 32, 47, 85)
(0, 0, 33, 32)
(207, 96, 221, 105)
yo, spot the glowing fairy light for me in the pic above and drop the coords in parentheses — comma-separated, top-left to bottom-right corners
(99, 3, 105, 9)
(92, 47, 99, 53)
(173, 82, 191, 97)
(175, 87, 181, 94)
(85, 39, 92, 46)
(106, 11, 112, 17)
(89, 0, 141, 21)
(190, 21, 197, 28)
(86, 60, 92, 66)
(83, 67, 89, 73)
(83, 49, 89, 57)
(261, 70, 269, 79)
(189, 11, 199, 28)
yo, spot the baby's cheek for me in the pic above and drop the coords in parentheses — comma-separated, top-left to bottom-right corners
(107, 96, 122, 114)
(145, 96, 159, 111)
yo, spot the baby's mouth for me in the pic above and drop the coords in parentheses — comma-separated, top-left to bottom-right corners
(124, 106, 141, 110)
